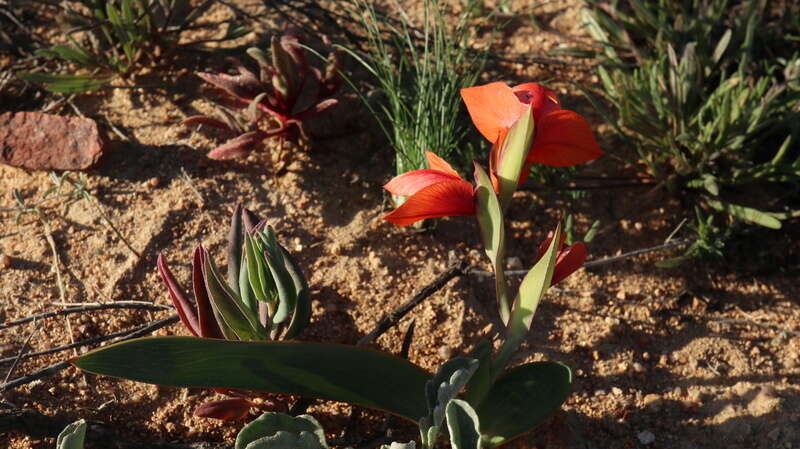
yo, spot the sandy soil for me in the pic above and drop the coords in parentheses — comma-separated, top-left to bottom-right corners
(2, 1, 799, 449)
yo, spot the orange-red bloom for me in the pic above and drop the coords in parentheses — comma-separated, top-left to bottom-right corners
(536, 233, 587, 285)
(461, 82, 603, 169)
(383, 151, 476, 226)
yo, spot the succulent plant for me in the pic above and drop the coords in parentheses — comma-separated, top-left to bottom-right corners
(156, 204, 310, 419)
(184, 27, 340, 159)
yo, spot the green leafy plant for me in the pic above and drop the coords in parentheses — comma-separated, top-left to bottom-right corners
(184, 27, 340, 160)
(156, 204, 311, 419)
(340, 0, 486, 205)
(18, 0, 247, 93)
(56, 420, 87, 449)
(71, 79, 600, 446)
(580, 0, 800, 258)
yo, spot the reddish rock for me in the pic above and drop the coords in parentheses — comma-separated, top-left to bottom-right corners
(0, 111, 105, 170)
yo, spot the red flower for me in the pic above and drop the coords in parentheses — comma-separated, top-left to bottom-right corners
(461, 82, 603, 168)
(383, 151, 476, 226)
(536, 233, 587, 285)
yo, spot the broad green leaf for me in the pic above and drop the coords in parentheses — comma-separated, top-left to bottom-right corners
(477, 362, 572, 447)
(16, 73, 110, 93)
(245, 432, 325, 449)
(73, 337, 430, 421)
(495, 108, 534, 210)
(236, 413, 328, 449)
(473, 163, 510, 323)
(446, 399, 481, 449)
(56, 420, 87, 449)
(706, 199, 782, 229)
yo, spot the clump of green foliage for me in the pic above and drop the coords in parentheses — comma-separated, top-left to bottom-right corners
(341, 0, 486, 197)
(580, 0, 800, 260)
(18, 0, 247, 93)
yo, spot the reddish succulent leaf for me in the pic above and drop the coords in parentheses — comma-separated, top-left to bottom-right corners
(182, 116, 233, 131)
(460, 82, 528, 143)
(384, 169, 463, 197)
(194, 397, 253, 421)
(207, 131, 267, 160)
(198, 70, 262, 103)
(295, 98, 338, 120)
(384, 179, 476, 226)
(156, 254, 200, 337)
(527, 110, 603, 167)
(192, 247, 224, 339)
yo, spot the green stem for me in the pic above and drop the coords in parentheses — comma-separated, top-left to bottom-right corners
(494, 256, 510, 324)
(491, 334, 522, 381)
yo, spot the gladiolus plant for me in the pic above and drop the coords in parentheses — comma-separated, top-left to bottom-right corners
(384, 79, 601, 348)
(72, 80, 603, 447)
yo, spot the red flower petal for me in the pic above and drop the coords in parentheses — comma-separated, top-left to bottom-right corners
(194, 398, 252, 421)
(384, 180, 476, 226)
(461, 82, 528, 143)
(527, 110, 603, 167)
(384, 169, 462, 197)
(425, 151, 460, 178)
(552, 242, 587, 285)
(511, 83, 561, 121)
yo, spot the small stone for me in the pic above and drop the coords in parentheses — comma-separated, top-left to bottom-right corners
(506, 257, 523, 270)
(616, 290, 627, 300)
(612, 387, 623, 395)
(673, 386, 684, 397)
(688, 388, 702, 403)
(633, 362, 646, 373)
(643, 394, 662, 411)
(634, 222, 643, 231)
(592, 350, 601, 361)
(760, 385, 778, 398)
(437, 346, 452, 359)
(147, 177, 160, 188)
(594, 389, 606, 397)
(0, 111, 105, 170)
(637, 430, 655, 445)
(0, 254, 11, 269)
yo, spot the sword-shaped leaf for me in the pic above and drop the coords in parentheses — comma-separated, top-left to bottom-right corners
(72, 337, 430, 421)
